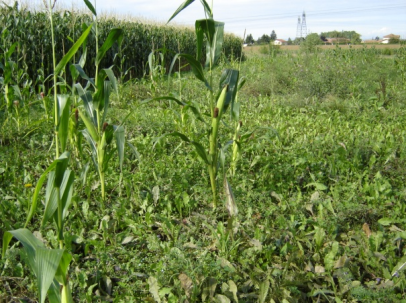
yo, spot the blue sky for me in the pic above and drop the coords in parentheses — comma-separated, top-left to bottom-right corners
(28, 0, 406, 40)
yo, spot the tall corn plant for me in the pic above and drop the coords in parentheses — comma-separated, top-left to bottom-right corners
(74, 0, 125, 203)
(152, 0, 243, 208)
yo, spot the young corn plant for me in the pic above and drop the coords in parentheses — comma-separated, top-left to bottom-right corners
(74, 0, 125, 203)
(151, 0, 243, 208)
(43, 0, 93, 157)
(3, 152, 75, 303)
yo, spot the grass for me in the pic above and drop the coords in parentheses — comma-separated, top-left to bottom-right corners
(1, 4, 406, 301)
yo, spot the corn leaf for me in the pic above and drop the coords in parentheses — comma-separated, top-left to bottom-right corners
(175, 53, 211, 90)
(57, 95, 71, 153)
(101, 80, 112, 124)
(75, 83, 96, 125)
(54, 152, 69, 188)
(167, 0, 195, 23)
(224, 177, 238, 217)
(83, 0, 97, 16)
(191, 141, 210, 165)
(168, 0, 212, 23)
(72, 64, 94, 86)
(54, 250, 72, 285)
(96, 28, 124, 66)
(82, 129, 98, 170)
(78, 110, 99, 142)
(219, 69, 239, 114)
(24, 152, 70, 227)
(3, 229, 64, 303)
(103, 67, 118, 94)
(114, 125, 125, 171)
(195, 19, 224, 68)
(142, 96, 185, 106)
(55, 23, 93, 75)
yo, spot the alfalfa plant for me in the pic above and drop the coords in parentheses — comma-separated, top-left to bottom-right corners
(151, 0, 244, 208)
(74, 0, 125, 203)
(3, 152, 75, 303)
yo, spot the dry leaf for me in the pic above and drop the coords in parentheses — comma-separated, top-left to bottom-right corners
(315, 265, 325, 273)
(362, 223, 372, 238)
(224, 177, 238, 217)
(179, 273, 193, 298)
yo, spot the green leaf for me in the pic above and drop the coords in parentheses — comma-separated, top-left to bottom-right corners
(96, 28, 124, 66)
(142, 96, 186, 106)
(176, 53, 211, 90)
(219, 69, 239, 114)
(114, 125, 125, 171)
(24, 153, 69, 227)
(195, 19, 224, 68)
(306, 182, 328, 191)
(82, 129, 98, 170)
(191, 141, 210, 165)
(199, 0, 213, 18)
(101, 80, 112, 124)
(75, 83, 96, 124)
(55, 24, 93, 75)
(324, 241, 339, 270)
(54, 152, 70, 188)
(6, 42, 18, 59)
(103, 67, 118, 94)
(3, 229, 64, 303)
(72, 64, 94, 86)
(57, 95, 71, 152)
(167, 0, 195, 23)
(79, 110, 99, 142)
(83, 0, 97, 16)
(35, 247, 65, 303)
(215, 294, 231, 303)
(258, 279, 269, 303)
(54, 250, 72, 285)
(378, 218, 393, 226)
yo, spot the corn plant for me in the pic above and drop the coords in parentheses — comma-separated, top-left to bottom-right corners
(3, 152, 75, 303)
(149, 0, 243, 208)
(74, 0, 125, 203)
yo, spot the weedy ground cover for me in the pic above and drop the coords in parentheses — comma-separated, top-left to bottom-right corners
(1, 1, 406, 301)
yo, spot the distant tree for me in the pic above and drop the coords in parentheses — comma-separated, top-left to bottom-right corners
(257, 34, 271, 44)
(320, 30, 362, 44)
(245, 34, 255, 44)
(287, 38, 293, 45)
(270, 30, 277, 41)
(294, 37, 304, 45)
(389, 37, 400, 44)
(301, 33, 321, 53)
(375, 36, 380, 41)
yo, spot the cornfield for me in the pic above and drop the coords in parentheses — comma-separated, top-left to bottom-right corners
(0, 2, 243, 86)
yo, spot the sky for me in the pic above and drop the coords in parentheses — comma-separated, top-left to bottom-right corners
(23, 0, 406, 40)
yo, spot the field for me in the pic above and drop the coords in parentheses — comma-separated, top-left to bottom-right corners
(245, 43, 403, 56)
(1, 2, 406, 303)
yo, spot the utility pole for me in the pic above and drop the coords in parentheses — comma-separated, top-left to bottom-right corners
(301, 11, 307, 38)
(296, 16, 302, 39)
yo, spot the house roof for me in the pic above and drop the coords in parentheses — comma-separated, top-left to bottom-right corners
(275, 39, 287, 42)
(383, 34, 400, 39)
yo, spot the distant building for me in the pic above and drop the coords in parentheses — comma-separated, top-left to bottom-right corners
(382, 34, 400, 44)
(273, 39, 287, 45)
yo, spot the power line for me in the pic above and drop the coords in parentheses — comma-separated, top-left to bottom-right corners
(222, 4, 406, 24)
